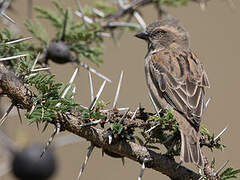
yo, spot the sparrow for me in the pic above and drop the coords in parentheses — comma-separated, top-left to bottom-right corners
(135, 17, 210, 167)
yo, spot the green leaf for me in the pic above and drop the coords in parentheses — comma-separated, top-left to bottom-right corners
(25, 19, 48, 45)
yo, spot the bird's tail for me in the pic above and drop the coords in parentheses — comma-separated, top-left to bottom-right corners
(180, 131, 204, 168)
(173, 110, 205, 167)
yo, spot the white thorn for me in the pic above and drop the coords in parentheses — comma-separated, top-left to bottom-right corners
(131, 107, 139, 120)
(92, 8, 105, 17)
(214, 125, 228, 142)
(113, 71, 124, 109)
(41, 123, 60, 157)
(29, 103, 36, 116)
(0, 103, 14, 127)
(205, 97, 211, 109)
(148, 91, 160, 117)
(117, 0, 125, 8)
(138, 158, 148, 180)
(80, 105, 88, 109)
(119, 108, 129, 123)
(57, 68, 79, 107)
(145, 123, 160, 133)
(72, 86, 76, 99)
(108, 134, 112, 144)
(199, 0, 206, 11)
(0, 54, 28, 61)
(215, 160, 229, 176)
(117, 0, 130, 9)
(31, 67, 50, 72)
(69, 67, 79, 84)
(78, 144, 95, 179)
(89, 80, 106, 111)
(74, 11, 93, 24)
(133, 11, 146, 29)
(31, 52, 41, 71)
(88, 72, 94, 102)
(96, 32, 111, 37)
(1, 12, 15, 24)
(78, 61, 111, 82)
(80, 120, 102, 127)
(5, 37, 32, 45)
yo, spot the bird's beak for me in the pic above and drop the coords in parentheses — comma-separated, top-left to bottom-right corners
(135, 31, 149, 40)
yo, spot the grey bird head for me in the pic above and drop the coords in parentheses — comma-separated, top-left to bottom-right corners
(135, 17, 190, 50)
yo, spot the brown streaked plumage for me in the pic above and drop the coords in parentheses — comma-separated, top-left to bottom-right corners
(135, 17, 210, 167)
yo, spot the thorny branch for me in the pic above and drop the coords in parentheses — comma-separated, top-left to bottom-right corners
(0, 63, 202, 180)
(0, 0, 237, 179)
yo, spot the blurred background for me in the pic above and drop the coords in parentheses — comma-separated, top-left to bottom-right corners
(0, 0, 240, 179)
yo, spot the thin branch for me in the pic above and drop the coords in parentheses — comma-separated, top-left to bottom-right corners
(0, 61, 202, 180)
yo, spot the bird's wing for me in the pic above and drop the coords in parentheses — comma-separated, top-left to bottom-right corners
(149, 49, 210, 131)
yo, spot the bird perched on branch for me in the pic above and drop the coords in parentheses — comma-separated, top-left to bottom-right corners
(135, 17, 210, 167)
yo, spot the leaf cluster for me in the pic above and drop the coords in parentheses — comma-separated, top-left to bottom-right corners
(141, 108, 180, 155)
(79, 109, 106, 121)
(25, 0, 106, 66)
(200, 125, 226, 151)
(109, 121, 134, 141)
(220, 167, 240, 180)
(25, 73, 78, 124)
(0, 29, 39, 69)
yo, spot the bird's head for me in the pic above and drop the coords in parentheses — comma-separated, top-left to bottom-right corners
(135, 17, 189, 50)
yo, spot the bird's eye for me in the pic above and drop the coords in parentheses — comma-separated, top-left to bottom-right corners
(152, 29, 167, 38)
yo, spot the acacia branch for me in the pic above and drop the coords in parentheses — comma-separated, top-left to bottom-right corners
(101, 0, 210, 28)
(0, 63, 201, 180)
